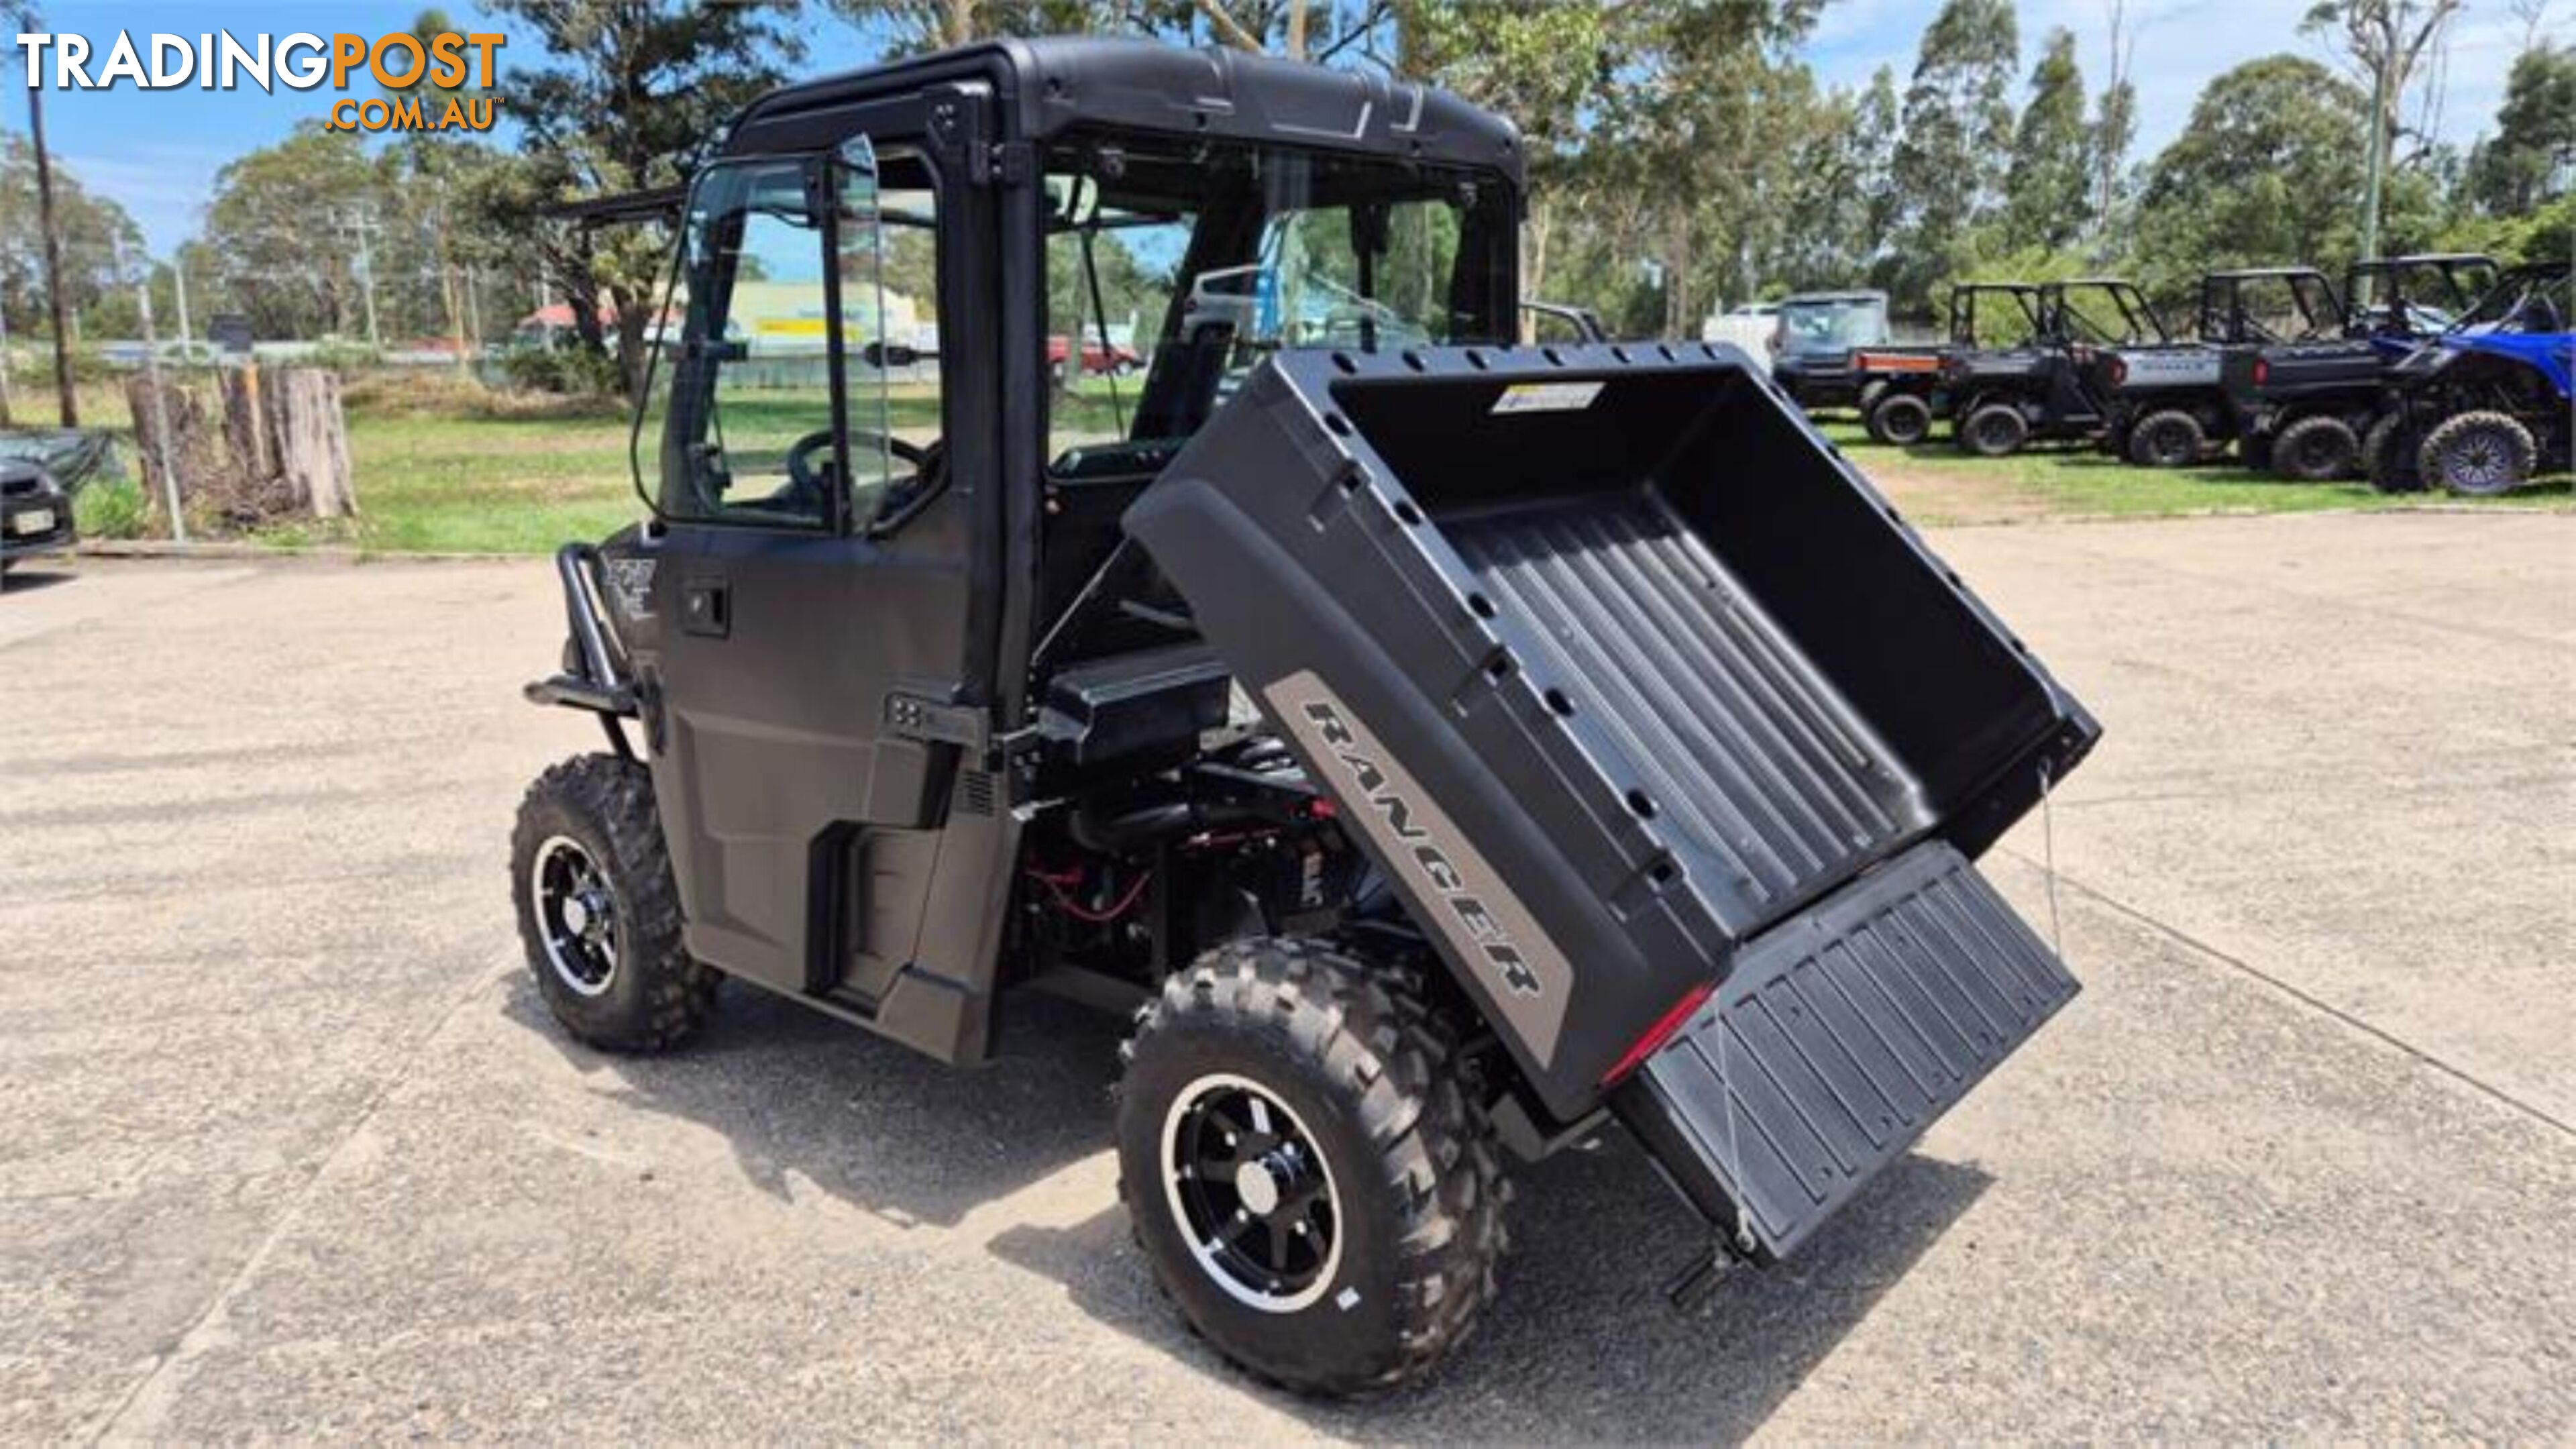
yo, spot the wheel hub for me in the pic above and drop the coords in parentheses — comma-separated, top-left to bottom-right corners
(1162, 1073, 1343, 1313)
(531, 835, 619, 998)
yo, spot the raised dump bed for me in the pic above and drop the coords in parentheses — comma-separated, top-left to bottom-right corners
(1126, 341, 2097, 1252)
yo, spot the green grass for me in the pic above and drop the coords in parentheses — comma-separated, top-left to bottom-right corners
(1813, 418, 2572, 525)
(33, 370, 2567, 555)
(341, 381, 1130, 554)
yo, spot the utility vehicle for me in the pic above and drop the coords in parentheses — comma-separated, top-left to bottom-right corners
(511, 38, 2097, 1398)
(2216, 254, 2498, 480)
(2080, 268, 2334, 470)
(1764, 289, 1890, 412)
(1848, 281, 2047, 445)
(2369, 260, 2572, 495)
(1941, 278, 2162, 458)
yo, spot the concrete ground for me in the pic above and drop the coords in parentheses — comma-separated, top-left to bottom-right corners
(1, 511, 2569, 1442)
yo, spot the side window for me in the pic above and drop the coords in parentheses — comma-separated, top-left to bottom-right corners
(838, 148, 946, 529)
(639, 158, 838, 528)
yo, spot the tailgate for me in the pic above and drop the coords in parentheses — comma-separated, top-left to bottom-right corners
(1125, 343, 2095, 1122)
(1614, 839, 2076, 1261)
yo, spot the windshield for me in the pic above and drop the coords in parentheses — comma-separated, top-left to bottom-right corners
(2451, 264, 2571, 334)
(1775, 298, 1884, 355)
(1041, 133, 1514, 470)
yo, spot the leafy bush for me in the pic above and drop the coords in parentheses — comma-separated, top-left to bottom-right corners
(74, 475, 148, 540)
(497, 339, 625, 397)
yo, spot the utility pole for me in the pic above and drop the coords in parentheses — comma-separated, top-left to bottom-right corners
(28, 79, 79, 425)
(115, 234, 186, 542)
(172, 257, 195, 372)
(345, 208, 383, 351)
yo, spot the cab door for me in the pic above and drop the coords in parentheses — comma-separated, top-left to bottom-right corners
(633, 133, 986, 1013)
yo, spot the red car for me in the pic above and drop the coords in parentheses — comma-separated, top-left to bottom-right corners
(1046, 333, 1142, 376)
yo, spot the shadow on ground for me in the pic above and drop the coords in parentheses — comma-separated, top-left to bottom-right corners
(504, 975, 1989, 1439)
(0, 564, 78, 593)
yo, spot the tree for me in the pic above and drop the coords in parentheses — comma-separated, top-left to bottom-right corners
(1888, 0, 2020, 307)
(2300, 0, 2462, 164)
(2133, 56, 2371, 307)
(199, 125, 381, 343)
(2003, 28, 2092, 252)
(2464, 43, 2576, 215)
(484, 0, 810, 396)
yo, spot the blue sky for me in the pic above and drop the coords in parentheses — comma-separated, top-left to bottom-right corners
(2, 0, 2542, 256)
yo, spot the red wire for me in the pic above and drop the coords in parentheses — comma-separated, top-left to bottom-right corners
(1031, 868, 1152, 923)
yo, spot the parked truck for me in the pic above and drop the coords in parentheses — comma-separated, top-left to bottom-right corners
(511, 38, 2100, 1397)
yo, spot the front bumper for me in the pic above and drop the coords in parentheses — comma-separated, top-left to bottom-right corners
(0, 494, 75, 561)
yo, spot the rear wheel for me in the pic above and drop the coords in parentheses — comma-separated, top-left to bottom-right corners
(2419, 410, 2537, 496)
(2363, 413, 2424, 494)
(2269, 415, 2359, 482)
(2126, 409, 2205, 468)
(1957, 402, 2029, 458)
(1116, 938, 1507, 1397)
(510, 754, 718, 1053)
(1865, 391, 1932, 446)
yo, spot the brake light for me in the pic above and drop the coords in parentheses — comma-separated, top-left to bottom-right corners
(1601, 979, 1717, 1086)
(2253, 358, 2270, 385)
(2108, 357, 2127, 386)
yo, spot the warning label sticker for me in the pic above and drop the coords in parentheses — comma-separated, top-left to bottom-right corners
(1490, 381, 1605, 415)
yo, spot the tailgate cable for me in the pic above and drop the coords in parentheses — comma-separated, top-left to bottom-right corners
(2039, 761, 2066, 963)
(1667, 989, 1758, 1313)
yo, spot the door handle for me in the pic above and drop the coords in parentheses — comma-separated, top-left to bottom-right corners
(680, 578, 731, 638)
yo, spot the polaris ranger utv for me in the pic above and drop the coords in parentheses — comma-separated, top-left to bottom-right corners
(1849, 281, 2047, 446)
(1942, 278, 2162, 458)
(2088, 268, 2342, 470)
(511, 38, 2098, 1397)
(2216, 253, 2499, 481)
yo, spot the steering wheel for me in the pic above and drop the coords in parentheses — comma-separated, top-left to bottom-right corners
(785, 428, 930, 493)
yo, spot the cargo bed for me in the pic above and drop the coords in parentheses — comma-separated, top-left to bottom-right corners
(1126, 342, 2097, 1146)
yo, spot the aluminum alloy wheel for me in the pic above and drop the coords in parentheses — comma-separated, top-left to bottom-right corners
(531, 835, 619, 998)
(2440, 431, 2514, 492)
(1161, 1073, 1344, 1313)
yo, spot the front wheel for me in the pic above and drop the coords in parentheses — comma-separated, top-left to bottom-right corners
(2363, 413, 2424, 494)
(1116, 938, 1508, 1397)
(510, 753, 718, 1053)
(2419, 410, 2537, 496)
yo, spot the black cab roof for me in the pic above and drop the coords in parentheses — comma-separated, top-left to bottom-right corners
(727, 36, 1525, 185)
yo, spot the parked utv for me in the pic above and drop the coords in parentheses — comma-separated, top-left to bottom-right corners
(511, 38, 2098, 1398)
(1764, 289, 1890, 411)
(1941, 278, 2162, 458)
(2087, 268, 2336, 470)
(1849, 281, 2047, 446)
(2217, 253, 2499, 481)
(2369, 260, 2573, 495)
